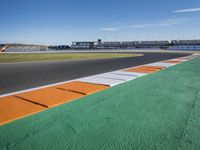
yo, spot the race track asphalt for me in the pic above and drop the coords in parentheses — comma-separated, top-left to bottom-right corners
(0, 52, 190, 95)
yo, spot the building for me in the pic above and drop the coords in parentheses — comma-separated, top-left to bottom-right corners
(71, 39, 200, 50)
(71, 42, 95, 49)
(121, 42, 135, 49)
(100, 42, 121, 49)
(135, 41, 169, 48)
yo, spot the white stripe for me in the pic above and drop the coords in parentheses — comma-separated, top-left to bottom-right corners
(170, 59, 188, 62)
(78, 76, 125, 86)
(110, 70, 146, 77)
(145, 62, 175, 67)
(96, 73, 137, 81)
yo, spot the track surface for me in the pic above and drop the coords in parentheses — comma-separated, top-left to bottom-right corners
(0, 52, 189, 95)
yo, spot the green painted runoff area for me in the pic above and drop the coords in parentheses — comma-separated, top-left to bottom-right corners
(0, 57, 200, 150)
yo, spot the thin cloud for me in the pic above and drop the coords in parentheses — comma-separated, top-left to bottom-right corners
(174, 8, 200, 13)
(101, 18, 189, 31)
(158, 18, 189, 26)
(129, 18, 189, 28)
(100, 28, 118, 31)
(129, 24, 153, 28)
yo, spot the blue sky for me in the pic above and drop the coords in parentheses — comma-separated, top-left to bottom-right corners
(0, 0, 200, 45)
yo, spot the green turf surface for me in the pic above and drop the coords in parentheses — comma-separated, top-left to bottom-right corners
(0, 53, 141, 63)
(0, 57, 200, 150)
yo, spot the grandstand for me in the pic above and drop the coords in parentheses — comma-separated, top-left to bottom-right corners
(168, 40, 200, 51)
(171, 40, 200, 46)
(167, 45, 200, 51)
(5, 46, 48, 52)
(1, 43, 71, 52)
(48, 45, 70, 51)
(135, 41, 169, 48)
(0, 43, 48, 52)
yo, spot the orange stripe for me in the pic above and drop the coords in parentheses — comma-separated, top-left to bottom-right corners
(125, 66, 163, 73)
(141, 66, 165, 70)
(16, 87, 84, 108)
(55, 81, 109, 95)
(125, 69, 156, 73)
(0, 96, 46, 125)
(162, 60, 182, 64)
(0, 82, 108, 125)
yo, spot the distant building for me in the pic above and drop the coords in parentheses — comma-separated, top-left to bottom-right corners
(71, 39, 200, 50)
(71, 42, 95, 49)
(121, 42, 135, 49)
(71, 39, 171, 49)
(99, 42, 121, 49)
